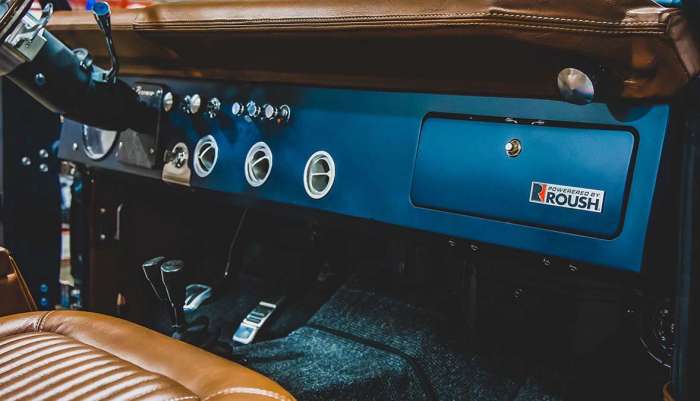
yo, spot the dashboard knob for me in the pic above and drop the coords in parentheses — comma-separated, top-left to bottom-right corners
(262, 104, 291, 124)
(246, 101, 261, 119)
(183, 94, 202, 115)
(231, 102, 245, 117)
(278, 105, 291, 123)
(262, 104, 278, 120)
(206, 97, 221, 118)
(162, 92, 174, 112)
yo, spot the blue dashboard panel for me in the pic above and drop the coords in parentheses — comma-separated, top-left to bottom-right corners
(58, 78, 671, 272)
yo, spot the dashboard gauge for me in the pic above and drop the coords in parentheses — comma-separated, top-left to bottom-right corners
(82, 124, 118, 160)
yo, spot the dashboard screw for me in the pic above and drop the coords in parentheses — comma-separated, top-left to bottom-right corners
(34, 73, 46, 87)
(542, 257, 551, 267)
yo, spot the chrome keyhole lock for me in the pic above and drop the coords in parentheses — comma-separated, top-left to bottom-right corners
(505, 139, 522, 157)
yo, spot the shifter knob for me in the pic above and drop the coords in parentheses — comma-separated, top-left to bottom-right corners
(142, 256, 167, 301)
(161, 260, 186, 328)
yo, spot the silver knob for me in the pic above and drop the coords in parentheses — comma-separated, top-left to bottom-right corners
(557, 68, 595, 105)
(262, 104, 278, 120)
(278, 105, 291, 123)
(183, 94, 202, 115)
(162, 92, 174, 112)
(246, 101, 260, 118)
(262, 104, 291, 123)
(206, 97, 221, 119)
(231, 102, 245, 117)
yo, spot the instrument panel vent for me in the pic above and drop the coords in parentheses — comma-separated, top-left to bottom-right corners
(245, 142, 273, 187)
(304, 151, 335, 199)
(193, 135, 218, 178)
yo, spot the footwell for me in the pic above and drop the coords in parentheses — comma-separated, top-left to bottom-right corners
(231, 283, 568, 401)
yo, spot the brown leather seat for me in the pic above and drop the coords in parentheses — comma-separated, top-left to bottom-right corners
(0, 311, 296, 401)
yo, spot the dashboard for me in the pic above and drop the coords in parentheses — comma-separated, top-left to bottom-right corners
(58, 77, 670, 273)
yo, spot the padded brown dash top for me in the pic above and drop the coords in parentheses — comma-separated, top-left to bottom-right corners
(48, 0, 699, 99)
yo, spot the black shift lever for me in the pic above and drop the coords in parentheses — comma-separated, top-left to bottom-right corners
(160, 259, 186, 330)
(142, 256, 167, 301)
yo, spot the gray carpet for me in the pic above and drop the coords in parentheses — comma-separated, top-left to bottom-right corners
(232, 283, 569, 401)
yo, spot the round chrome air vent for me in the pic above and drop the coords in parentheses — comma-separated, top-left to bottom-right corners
(304, 151, 335, 199)
(245, 142, 272, 187)
(193, 135, 218, 177)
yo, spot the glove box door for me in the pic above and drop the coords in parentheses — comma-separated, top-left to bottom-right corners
(411, 116, 636, 239)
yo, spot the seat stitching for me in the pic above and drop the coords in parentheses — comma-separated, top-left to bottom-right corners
(36, 310, 55, 332)
(202, 387, 292, 401)
(135, 10, 671, 27)
(135, 21, 666, 36)
(164, 396, 199, 401)
(33, 311, 50, 332)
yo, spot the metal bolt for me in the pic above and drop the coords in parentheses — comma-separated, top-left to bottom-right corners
(542, 257, 551, 267)
(72, 142, 79, 151)
(513, 288, 524, 299)
(448, 239, 456, 247)
(99, 234, 107, 241)
(39, 163, 48, 173)
(38, 149, 49, 158)
(21, 156, 31, 166)
(469, 244, 479, 252)
(99, 208, 106, 214)
(568, 264, 579, 272)
(34, 73, 46, 87)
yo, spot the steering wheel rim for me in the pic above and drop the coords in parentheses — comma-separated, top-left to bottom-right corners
(0, 0, 35, 43)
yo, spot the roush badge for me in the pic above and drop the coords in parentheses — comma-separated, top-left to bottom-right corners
(530, 182, 604, 213)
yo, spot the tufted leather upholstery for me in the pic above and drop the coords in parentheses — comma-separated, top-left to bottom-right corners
(0, 311, 297, 401)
